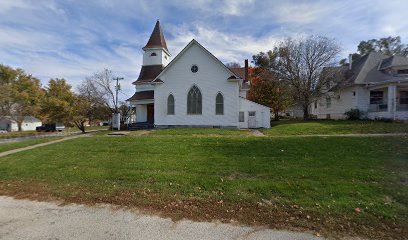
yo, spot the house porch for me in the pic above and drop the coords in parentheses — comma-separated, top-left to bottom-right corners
(367, 83, 408, 120)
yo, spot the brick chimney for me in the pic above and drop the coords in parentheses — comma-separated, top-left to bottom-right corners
(244, 59, 249, 82)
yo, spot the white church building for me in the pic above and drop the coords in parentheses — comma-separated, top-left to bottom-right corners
(127, 21, 270, 129)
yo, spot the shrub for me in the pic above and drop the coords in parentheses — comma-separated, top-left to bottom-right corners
(345, 108, 362, 120)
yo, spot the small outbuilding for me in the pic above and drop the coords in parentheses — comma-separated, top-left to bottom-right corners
(0, 116, 42, 132)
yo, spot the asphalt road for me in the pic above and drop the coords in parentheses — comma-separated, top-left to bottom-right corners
(0, 196, 323, 240)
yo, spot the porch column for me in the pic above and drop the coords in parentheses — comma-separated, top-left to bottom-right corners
(387, 85, 397, 120)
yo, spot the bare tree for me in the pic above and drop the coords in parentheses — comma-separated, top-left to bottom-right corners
(77, 80, 111, 125)
(118, 102, 134, 123)
(254, 36, 341, 119)
(85, 69, 120, 113)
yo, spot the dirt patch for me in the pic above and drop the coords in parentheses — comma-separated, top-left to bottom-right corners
(0, 181, 406, 240)
(249, 130, 265, 137)
(126, 130, 152, 137)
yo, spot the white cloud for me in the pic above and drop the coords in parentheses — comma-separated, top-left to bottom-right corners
(1, 0, 408, 101)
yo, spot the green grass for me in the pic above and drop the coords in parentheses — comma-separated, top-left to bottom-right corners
(263, 120, 408, 136)
(150, 127, 249, 136)
(0, 137, 63, 153)
(0, 133, 406, 235)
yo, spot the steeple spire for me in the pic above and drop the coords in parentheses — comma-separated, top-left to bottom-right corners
(143, 20, 169, 54)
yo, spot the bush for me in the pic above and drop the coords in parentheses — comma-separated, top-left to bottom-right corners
(345, 108, 362, 120)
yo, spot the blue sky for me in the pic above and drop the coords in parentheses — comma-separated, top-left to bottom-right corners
(1, 0, 407, 100)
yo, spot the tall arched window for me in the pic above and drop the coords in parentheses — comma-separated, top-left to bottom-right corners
(167, 94, 175, 115)
(187, 85, 202, 114)
(215, 92, 224, 115)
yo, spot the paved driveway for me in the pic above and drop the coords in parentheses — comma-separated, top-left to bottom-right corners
(0, 196, 322, 240)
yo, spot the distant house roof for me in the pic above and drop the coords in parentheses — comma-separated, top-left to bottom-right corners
(143, 20, 169, 54)
(379, 55, 408, 70)
(0, 116, 41, 123)
(126, 91, 154, 101)
(230, 68, 245, 79)
(332, 52, 408, 88)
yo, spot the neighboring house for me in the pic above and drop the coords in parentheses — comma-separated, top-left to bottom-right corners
(313, 52, 408, 120)
(285, 104, 304, 119)
(0, 116, 42, 131)
(127, 20, 270, 128)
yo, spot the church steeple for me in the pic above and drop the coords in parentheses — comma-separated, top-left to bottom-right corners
(141, 20, 171, 68)
(143, 20, 170, 55)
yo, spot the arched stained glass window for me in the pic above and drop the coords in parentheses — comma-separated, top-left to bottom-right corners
(215, 92, 224, 115)
(187, 85, 202, 114)
(167, 94, 175, 115)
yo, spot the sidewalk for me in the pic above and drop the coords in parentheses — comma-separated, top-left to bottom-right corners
(0, 134, 90, 158)
(0, 196, 322, 240)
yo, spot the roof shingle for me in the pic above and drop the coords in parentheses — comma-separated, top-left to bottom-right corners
(126, 91, 154, 101)
(143, 20, 169, 53)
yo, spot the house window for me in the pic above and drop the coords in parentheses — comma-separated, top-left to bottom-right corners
(191, 65, 199, 73)
(248, 111, 256, 117)
(370, 91, 384, 104)
(239, 112, 245, 122)
(397, 69, 408, 74)
(150, 52, 157, 56)
(314, 101, 318, 109)
(353, 91, 356, 96)
(400, 91, 408, 104)
(167, 94, 175, 115)
(326, 97, 331, 108)
(215, 93, 224, 115)
(187, 85, 202, 114)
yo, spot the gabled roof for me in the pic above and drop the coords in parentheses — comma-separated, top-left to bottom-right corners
(353, 52, 390, 84)
(230, 68, 245, 79)
(151, 39, 242, 84)
(329, 52, 408, 90)
(143, 20, 169, 54)
(379, 55, 408, 70)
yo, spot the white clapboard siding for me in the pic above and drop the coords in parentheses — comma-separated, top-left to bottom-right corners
(154, 42, 239, 127)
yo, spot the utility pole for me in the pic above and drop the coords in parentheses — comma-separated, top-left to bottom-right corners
(113, 77, 124, 130)
(113, 77, 124, 113)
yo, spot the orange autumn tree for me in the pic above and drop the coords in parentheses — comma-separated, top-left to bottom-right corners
(248, 61, 291, 121)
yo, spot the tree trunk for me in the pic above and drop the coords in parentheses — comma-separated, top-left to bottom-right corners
(17, 121, 23, 132)
(303, 105, 310, 120)
(274, 110, 280, 121)
(74, 121, 86, 133)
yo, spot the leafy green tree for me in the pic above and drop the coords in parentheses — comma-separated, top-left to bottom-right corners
(0, 65, 43, 131)
(341, 36, 408, 65)
(70, 95, 91, 133)
(41, 78, 74, 125)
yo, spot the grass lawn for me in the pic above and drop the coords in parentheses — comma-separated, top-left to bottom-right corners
(0, 137, 63, 153)
(0, 132, 406, 239)
(150, 127, 249, 136)
(263, 120, 408, 136)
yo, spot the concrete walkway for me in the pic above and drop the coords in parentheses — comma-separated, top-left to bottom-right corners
(0, 196, 322, 240)
(0, 133, 91, 158)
